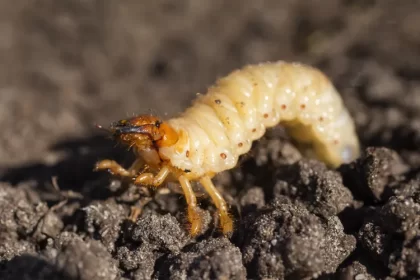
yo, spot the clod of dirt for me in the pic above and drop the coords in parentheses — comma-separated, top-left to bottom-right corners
(273, 159, 354, 219)
(0, 182, 57, 261)
(0, 254, 72, 280)
(0, 237, 35, 264)
(0, 183, 45, 237)
(253, 137, 303, 168)
(116, 244, 156, 279)
(1, 232, 121, 280)
(80, 199, 128, 252)
(358, 192, 420, 279)
(239, 186, 266, 215)
(230, 138, 354, 220)
(340, 147, 409, 203)
(391, 177, 420, 203)
(158, 237, 246, 280)
(114, 212, 191, 279)
(241, 196, 356, 279)
(338, 261, 376, 280)
(124, 212, 189, 253)
(48, 232, 120, 280)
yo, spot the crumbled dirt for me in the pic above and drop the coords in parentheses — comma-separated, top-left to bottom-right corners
(1, 1, 420, 280)
(241, 196, 356, 279)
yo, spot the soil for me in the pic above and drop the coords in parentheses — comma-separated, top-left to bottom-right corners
(0, 1, 419, 279)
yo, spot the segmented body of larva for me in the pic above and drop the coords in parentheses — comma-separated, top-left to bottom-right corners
(95, 61, 360, 237)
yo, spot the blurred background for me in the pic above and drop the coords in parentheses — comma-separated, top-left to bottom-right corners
(0, 0, 419, 170)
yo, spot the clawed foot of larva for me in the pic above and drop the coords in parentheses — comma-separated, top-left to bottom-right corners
(187, 206, 203, 236)
(133, 166, 170, 187)
(134, 173, 154, 185)
(129, 206, 142, 222)
(219, 210, 234, 236)
(94, 159, 132, 177)
(186, 207, 233, 237)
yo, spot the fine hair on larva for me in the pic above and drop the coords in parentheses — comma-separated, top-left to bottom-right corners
(95, 60, 360, 236)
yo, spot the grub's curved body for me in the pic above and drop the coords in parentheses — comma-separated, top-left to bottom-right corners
(95, 61, 360, 237)
(159, 61, 359, 179)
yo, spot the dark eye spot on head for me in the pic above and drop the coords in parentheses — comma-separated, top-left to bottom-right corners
(184, 169, 191, 173)
(155, 120, 162, 128)
(215, 99, 221, 104)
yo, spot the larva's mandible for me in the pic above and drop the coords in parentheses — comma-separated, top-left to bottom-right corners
(95, 61, 360, 236)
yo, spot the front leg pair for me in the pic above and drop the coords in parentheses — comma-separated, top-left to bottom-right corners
(95, 159, 169, 185)
(95, 159, 172, 220)
(94, 158, 145, 179)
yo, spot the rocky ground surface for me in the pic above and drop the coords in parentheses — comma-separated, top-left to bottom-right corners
(0, 1, 419, 279)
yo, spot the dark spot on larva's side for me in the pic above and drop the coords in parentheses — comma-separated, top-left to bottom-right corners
(238, 142, 243, 147)
(253, 82, 258, 86)
(263, 113, 269, 118)
(186, 150, 190, 157)
(239, 102, 245, 107)
(252, 128, 257, 132)
(319, 116, 324, 122)
(220, 153, 227, 159)
(184, 169, 191, 173)
(333, 140, 339, 145)
(281, 104, 287, 110)
(300, 104, 306, 109)
(215, 99, 221, 104)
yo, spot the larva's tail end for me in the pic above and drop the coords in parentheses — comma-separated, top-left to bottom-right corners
(328, 141, 361, 168)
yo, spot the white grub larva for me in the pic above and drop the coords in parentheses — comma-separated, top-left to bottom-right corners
(95, 61, 360, 236)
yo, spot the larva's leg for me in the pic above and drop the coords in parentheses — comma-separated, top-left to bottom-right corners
(178, 175, 202, 236)
(199, 176, 233, 235)
(128, 158, 146, 174)
(95, 158, 146, 178)
(134, 166, 170, 187)
(94, 159, 132, 177)
(129, 197, 152, 221)
(129, 206, 142, 222)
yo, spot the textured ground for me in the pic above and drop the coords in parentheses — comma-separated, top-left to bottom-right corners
(0, 1, 419, 279)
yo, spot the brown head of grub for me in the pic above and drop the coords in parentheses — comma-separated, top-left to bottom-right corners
(97, 115, 179, 150)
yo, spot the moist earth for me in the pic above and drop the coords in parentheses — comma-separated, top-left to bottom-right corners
(1, 1, 420, 280)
